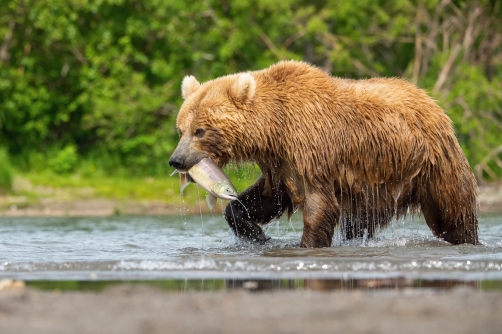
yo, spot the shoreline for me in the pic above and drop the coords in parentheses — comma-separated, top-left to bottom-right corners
(0, 198, 226, 218)
(1, 184, 501, 218)
(1, 285, 501, 334)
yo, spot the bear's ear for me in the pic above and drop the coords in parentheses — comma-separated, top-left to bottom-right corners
(229, 73, 256, 104)
(181, 75, 201, 100)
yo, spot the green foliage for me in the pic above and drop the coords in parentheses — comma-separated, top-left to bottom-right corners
(48, 145, 79, 174)
(445, 65, 502, 179)
(0, 148, 13, 192)
(0, 0, 500, 180)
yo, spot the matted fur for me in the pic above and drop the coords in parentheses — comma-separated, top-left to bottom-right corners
(173, 61, 478, 247)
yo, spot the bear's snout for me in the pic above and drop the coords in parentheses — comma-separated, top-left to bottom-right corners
(169, 136, 209, 171)
(169, 155, 186, 170)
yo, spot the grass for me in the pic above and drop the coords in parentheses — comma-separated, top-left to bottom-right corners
(20, 172, 194, 204)
(12, 163, 261, 205)
(26, 172, 177, 200)
(0, 148, 13, 192)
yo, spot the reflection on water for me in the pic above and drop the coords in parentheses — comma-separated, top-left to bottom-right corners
(0, 213, 501, 281)
(25, 278, 502, 293)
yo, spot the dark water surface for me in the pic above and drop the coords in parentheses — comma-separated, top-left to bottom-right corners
(1, 213, 501, 288)
(25, 278, 502, 293)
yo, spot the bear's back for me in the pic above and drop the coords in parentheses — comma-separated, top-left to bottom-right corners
(255, 61, 451, 140)
(250, 61, 455, 181)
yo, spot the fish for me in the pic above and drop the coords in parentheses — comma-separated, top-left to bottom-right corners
(175, 158, 238, 210)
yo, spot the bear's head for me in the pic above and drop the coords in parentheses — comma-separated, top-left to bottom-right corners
(169, 73, 257, 171)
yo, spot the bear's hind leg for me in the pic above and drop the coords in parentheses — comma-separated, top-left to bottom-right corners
(224, 175, 292, 243)
(301, 190, 339, 248)
(419, 180, 478, 245)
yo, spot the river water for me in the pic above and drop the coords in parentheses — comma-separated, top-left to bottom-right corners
(1, 211, 501, 286)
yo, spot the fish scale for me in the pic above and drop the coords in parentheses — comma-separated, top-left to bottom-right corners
(178, 158, 238, 209)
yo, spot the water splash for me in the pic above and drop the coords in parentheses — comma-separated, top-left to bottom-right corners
(195, 184, 206, 249)
(1, 215, 502, 281)
(362, 228, 368, 247)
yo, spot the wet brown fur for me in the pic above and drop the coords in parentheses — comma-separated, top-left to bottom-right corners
(174, 61, 479, 247)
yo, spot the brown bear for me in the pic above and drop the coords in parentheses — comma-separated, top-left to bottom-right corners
(169, 61, 478, 247)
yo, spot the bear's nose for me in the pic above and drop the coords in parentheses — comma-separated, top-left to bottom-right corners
(169, 156, 186, 170)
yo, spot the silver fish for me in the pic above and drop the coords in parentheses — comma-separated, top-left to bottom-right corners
(177, 158, 238, 210)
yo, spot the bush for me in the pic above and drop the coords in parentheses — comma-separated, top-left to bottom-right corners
(48, 145, 79, 174)
(0, 0, 500, 179)
(0, 149, 13, 192)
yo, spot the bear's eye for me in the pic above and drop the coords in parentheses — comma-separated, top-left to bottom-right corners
(194, 128, 205, 137)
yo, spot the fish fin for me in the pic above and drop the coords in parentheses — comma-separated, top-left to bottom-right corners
(180, 173, 190, 194)
(206, 195, 217, 210)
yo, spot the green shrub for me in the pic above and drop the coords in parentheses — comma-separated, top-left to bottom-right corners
(0, 0, 500, 180)
(0, 148, 13, 192)
(48, 145, 79, 174)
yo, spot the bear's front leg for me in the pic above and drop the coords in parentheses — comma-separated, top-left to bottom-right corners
(224, 175, 292, 243)
(301, 190, 339, 248)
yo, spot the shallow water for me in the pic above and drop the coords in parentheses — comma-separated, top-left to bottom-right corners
(1, 213, 501, 282)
